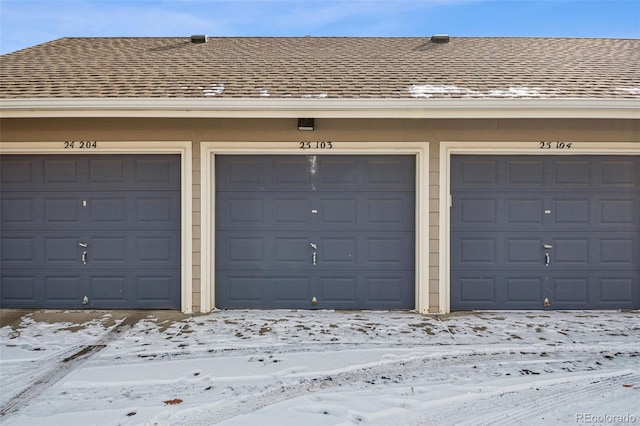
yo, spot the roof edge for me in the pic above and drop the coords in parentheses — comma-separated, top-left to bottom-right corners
(1, 98, 638, 119)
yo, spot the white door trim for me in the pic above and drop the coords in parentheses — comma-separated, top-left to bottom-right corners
(0, 141, 194, 313)
(200, 141, 430, 313)
(439, 141, 640, 313)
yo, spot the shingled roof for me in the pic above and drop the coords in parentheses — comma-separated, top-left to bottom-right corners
(1, 36, 639, 100)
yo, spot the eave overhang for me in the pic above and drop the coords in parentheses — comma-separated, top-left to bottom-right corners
(0, 98, 638, 119)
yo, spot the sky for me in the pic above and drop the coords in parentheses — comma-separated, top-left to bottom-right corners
(0, 0, 638, 55)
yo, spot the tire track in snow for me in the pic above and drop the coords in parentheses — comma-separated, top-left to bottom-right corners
(156, 346, 629, 425)
(391, 370, 639, 426)
(469, 371, 640, 425)
(0, 315, 139, 419)
(0, 345, 88, 404)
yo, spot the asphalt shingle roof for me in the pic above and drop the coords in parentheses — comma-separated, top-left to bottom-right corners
(1, 36, 639, 99)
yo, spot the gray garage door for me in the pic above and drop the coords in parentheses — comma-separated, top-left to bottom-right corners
(216, 155, 415, 309)
(451, 155, 639, 310)
(0, 155, 181, 309)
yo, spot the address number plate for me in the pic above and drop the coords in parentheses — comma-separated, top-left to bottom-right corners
(299, 141, 333, 150)
(64, 141, 98, 149)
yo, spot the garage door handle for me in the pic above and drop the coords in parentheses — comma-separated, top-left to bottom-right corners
(82, 251, 87, 265)
(545, 252, 550, 267)
(543, 244, 553, 249)
(313, 252, 317, 266)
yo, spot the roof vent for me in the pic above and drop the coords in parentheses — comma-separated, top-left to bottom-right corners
(431, 34, 450, 43)
(190, 35, 207, 44)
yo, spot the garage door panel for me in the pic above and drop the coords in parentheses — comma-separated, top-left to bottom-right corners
(320, 277, 357, 303)
(600, 199, 636, 224)
(44, 275, 81, 302)
(1, 236, 36, 263)
(553, 238, 589, 265)
(319, 237, 357, 264)
(89, 159, 126, 183)
(91, 237, 127, 263)
(553, 160, 591, 185)
(274, 237, 310, 264)
(599, 239, 635, 265)
(367, 237, 410, 267)
(135, 274, 179, 304)
(44, 158, 83, 184)
(0, 154, 181, 309)
(225, 275, 268, 305)
(600, 160, 636, 186)
(89, 197, 126, 223)
(457, 159, 498, 187)
(454, 237, 498, 265)
(45, 197, 82, 223)
(135, 235, 180, 264)
(458, 198, 497, 225)
(366, 158, 413, 187)
(551, 276, 589, 304)
(366, 196, 411, 226)
(507, 199, 544, 224)
(318, 158, 358, 187)
(217, 158, 266, 189)
(273, 157, 312, 187)
(320, 197, 357, 225)
(89, 276, 127, 303)
(507, 159, 544, 185)
(598, 278, 636, 305)
(506, 277, 543, 303)
(134, 158, 175, 185)
(452, 276, 497, 306)
(45, 237, 80, 262)
(275, 278, 311, 303)
(365, 275, 411, 305)
(341, 193, 414, 230)
(220, 196, 266, 226)
(1, 198, 35, 224)
(451, 155, 639, 310)
(0, 276, 37, 303)
(217, 233, 265, 267)
(553, 199, 590, 225)
(505, 238, 544, 265)
(1, 159, 34, 184)
(275, 197, 313, 224)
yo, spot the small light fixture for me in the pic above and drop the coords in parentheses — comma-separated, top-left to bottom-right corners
(297, 118, 314, 131)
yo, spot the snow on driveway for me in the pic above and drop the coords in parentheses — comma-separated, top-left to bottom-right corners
(1, 310, 638, 425)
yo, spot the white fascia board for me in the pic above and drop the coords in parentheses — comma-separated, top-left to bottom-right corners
(0, 98, 638, 119)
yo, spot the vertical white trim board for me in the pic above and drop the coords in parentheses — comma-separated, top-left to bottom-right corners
(438, 141, 640, 314)
(200, 141, 430, 313)
(0, 141, 194, 313)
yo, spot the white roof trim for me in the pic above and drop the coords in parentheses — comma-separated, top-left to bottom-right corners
(1, 98, 638, 119)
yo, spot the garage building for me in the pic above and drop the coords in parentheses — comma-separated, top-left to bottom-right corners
(1, 36, 638, 313)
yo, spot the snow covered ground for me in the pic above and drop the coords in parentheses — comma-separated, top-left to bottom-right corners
(1, 309, 638, 425)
